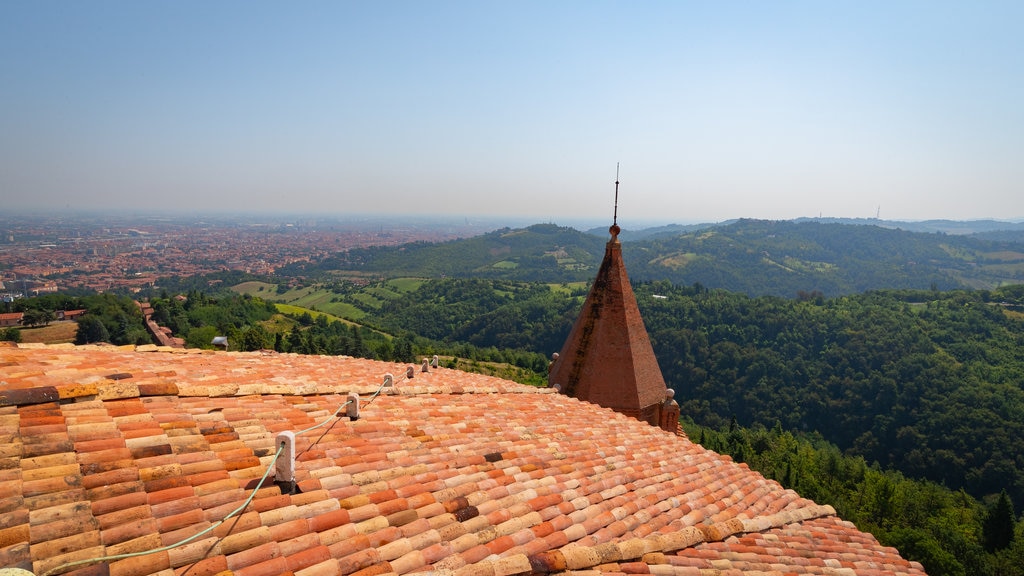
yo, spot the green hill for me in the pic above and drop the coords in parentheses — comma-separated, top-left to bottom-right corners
(295, 223, 605, 282)
(624, 219, 1024, 295)
(287, 219, 1024, 297)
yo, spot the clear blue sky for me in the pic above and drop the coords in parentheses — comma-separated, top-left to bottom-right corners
(2, 1, 1022, 224)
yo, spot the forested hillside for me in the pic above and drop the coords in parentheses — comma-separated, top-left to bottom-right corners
(294, 219, 1024, 297)
(636, 283, 1024, 511)
(688, 419, 1024, 576)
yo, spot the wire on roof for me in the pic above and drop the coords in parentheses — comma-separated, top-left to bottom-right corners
(40, 443, 285, 576)
(40, 370, 405, 576)
(295, 371, 397, 459)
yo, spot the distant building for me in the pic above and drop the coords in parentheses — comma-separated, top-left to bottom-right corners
(57, 309, 87, 321)
(0, 312, 24, 327)
(28, 281, 58, 295)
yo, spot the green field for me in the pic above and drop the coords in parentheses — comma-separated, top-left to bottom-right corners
(547, 282, 587, 295)
(232, 281, 277, 295)
(231, 276, 428, 327)
(18, 321, 78, 344)
(259, 313, 299, 334)
(365, 286, 402, 300)
(650, 252, 698, 269)
(234, 277, 432, 331)
(387, 278, 425, 292)
(273, 303, 349, 323)
(349, 293, 383, 309)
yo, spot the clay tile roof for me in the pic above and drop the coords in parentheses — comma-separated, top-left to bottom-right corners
(0, 343, 927, 576)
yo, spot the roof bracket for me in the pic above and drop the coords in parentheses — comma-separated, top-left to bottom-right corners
(346, 392, 360, 420)
(274, 430, 297, 495)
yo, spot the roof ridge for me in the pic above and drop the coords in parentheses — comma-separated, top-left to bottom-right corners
(0, 344, 548, 408)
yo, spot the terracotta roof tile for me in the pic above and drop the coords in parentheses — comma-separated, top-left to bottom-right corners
(0, 344, 926, 575)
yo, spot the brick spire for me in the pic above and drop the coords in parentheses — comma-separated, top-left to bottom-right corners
(549, 184, 672, 429)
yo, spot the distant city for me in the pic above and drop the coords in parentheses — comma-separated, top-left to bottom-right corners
(0, 213, 507, 296)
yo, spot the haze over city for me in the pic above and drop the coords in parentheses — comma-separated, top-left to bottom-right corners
(3, 1, 1022, 224)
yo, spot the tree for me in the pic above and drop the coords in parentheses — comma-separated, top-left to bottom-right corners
(185, 325, 219, 349)
(392, 336, 415, 363)
(983, 491, 1016, 552)
(240, 325, 269, 351)
(22, 308, 54, 327)
(74, 316, 110, 344)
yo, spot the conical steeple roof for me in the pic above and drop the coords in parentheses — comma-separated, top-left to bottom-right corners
(548, 221, 669, 424)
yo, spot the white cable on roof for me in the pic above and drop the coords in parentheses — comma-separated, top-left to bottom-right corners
(40, 443, 285, 576)
(39, 371, 401, 576)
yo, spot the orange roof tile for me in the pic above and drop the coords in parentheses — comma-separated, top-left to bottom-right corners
(0, 343, 927, 576)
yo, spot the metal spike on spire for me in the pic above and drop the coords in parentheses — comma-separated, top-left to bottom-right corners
(613, 163, 620, 226)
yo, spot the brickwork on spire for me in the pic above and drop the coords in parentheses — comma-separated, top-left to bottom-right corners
(549, 224, 673, 430)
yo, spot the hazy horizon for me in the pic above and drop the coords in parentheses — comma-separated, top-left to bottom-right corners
(3, 2, 1023, 223)
(5, 205, 1023, 233)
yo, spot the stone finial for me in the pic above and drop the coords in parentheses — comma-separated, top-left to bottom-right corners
(422, 358, 430, 372)
(660, 388, 681, 433)
(548, 352, 559, 373)
(406, 365, 415, 379)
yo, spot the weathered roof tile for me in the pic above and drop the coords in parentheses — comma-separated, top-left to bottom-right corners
(0, 344, 926, 575)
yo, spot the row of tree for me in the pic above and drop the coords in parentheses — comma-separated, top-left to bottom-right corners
(687, 418, 1022, 576)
